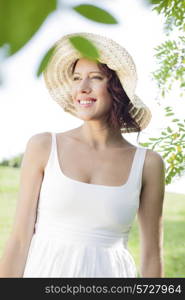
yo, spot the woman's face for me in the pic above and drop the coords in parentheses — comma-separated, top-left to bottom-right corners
(71, 58, 113, 122)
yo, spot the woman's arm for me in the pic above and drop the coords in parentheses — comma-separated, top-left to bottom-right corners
(137, 149, 165, 278)
(0, 132, 51, 277)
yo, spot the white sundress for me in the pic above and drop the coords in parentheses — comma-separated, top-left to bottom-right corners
(23, 132, 147, 278)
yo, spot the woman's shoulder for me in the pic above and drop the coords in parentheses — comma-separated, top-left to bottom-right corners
(27, 132, 52, 148)
(144, 148, 165, 166)
(28, 129, 78, 148)
(142, 148, 165, 185)
(25, 132, 53, 170)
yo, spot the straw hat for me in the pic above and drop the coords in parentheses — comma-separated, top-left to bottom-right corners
(43, 32, 152, 133)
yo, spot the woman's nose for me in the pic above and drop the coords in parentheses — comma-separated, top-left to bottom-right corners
(78, 79, 91, 93)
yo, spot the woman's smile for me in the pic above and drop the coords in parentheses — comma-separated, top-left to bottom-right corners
(77, 97, 97, 108)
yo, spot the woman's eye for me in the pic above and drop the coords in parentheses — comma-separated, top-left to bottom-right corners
(72, 76, 103, 81)
(91, 76, 103, 80)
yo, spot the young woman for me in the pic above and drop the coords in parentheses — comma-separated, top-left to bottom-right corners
(0, 32, 165, 278)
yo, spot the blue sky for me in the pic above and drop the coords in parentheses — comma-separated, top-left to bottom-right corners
(0, 0, 184, 194)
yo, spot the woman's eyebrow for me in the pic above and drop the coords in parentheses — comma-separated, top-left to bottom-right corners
(73, 71, 103, 75)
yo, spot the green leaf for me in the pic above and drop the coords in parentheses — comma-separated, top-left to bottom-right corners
(172, 118, 180, 122)
(73, 4, 118, 24)
(167, 126, 172, 133)
(0, 0, 57, 56)
(161, 131, 167, 135)
(177, 123, 185, 127)
(147, 0, 160, 4)
(162, 89, 165, 97)
(69, 36, 100, 60)
(36, 46, 55, 77)
(165, 106, 172, 111)
(139, 142, 151, 147)
(180, 82, 185, 88)
(149, 138, 159, 141)
(165, 147, 176, 151)
(163, 151, 171, 158)
(165, 113, 175, 116)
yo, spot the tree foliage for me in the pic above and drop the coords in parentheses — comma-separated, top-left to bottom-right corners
(152, 36, 185, 97)
(0, 153, 23, 168)
(148, 0, 185, 33)
(140, 106, 185, 184)
(140, 0, 185, 185)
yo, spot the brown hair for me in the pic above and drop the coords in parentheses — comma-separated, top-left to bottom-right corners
(70, 59, 141, 139)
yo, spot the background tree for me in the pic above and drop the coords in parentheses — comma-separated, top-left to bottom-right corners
(139, 0, 185, 184)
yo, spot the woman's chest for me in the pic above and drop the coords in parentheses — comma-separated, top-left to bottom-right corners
(57, 136, 137, 187)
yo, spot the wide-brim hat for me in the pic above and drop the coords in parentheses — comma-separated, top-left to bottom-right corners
(43, 32, 152, 133)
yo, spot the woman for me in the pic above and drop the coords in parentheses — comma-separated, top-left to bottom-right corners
(0, 32, 165, 278)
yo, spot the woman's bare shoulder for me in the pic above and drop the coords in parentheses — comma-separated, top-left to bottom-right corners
(27, 132, 53, 152)
(30, 130, 76, 167)
(143, 148, 165, 185)
(25, 132, 52, 170)
(145, 148, 165, 165)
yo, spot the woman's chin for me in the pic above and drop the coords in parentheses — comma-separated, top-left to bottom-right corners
(78, 116, 95, 122)
(75, 111, 96, 121)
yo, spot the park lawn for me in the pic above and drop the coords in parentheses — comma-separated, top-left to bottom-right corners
(0, 166, 20, 251)
(0, 165, 185, 277)
(129, 192, 185, 278)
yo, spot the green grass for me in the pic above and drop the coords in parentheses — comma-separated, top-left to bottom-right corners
(0, 166, 20, 252)
(0, 166, 185, 277)
(128, 192, 185, 278)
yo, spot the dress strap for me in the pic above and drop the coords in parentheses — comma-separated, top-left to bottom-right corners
(51, 132, 58, 164)
(130, 147, 147, 190)
(51, 132, 56, 150)
(44, 132, 56, 171)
